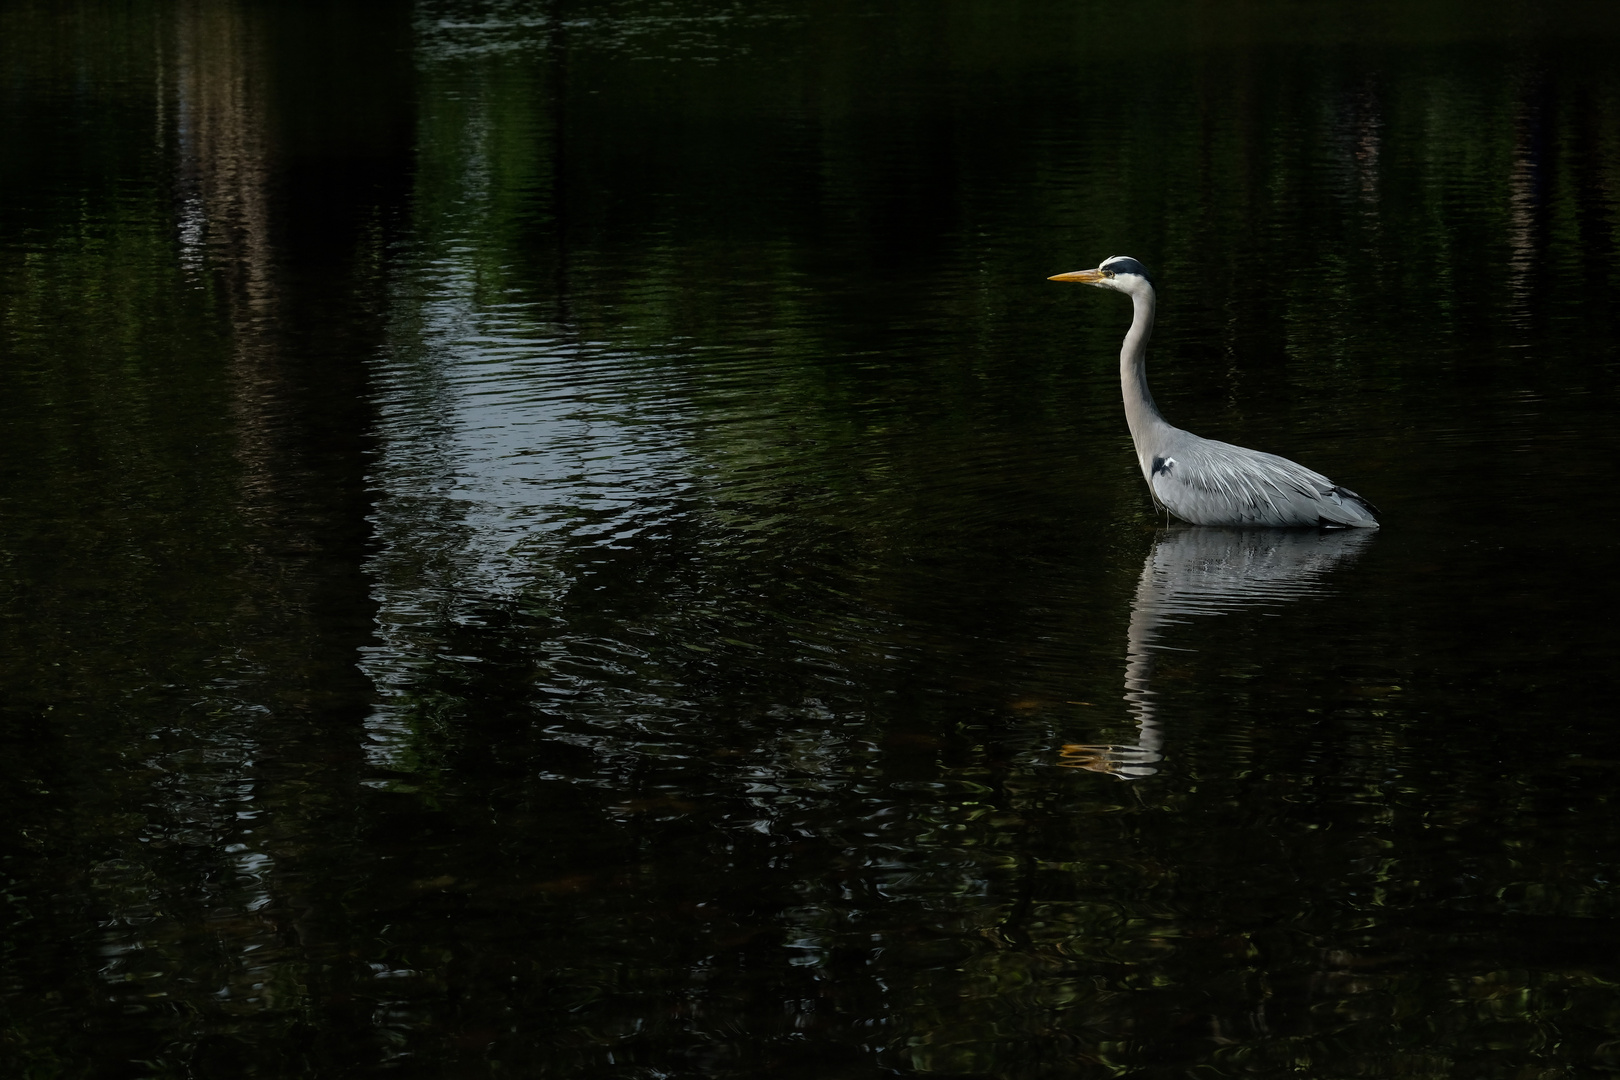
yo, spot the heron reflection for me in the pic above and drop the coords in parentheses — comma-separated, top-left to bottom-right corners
(1061, 527, 1375, 779)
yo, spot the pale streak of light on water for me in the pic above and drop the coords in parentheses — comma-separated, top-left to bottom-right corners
(360, 253, 701, 768)
(415, 0, 802, 64)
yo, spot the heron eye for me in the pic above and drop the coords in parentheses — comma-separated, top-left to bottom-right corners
(1103, 270, 1115, 278)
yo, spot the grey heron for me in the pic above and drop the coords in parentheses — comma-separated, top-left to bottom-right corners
(1050, 257, 1379, 528)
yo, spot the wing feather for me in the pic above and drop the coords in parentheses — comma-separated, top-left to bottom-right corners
(1148, 433, 1378, 528)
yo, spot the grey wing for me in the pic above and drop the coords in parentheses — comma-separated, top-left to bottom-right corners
(1148, 436, 1379, 528)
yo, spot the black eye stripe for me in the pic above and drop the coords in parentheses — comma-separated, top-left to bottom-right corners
(1099, 257, 1153, 284)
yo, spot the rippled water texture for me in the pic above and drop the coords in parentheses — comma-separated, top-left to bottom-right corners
(5, 1, 1620, 1076)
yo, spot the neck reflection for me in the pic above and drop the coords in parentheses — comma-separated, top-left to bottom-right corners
(1064, 527, 1375, 780)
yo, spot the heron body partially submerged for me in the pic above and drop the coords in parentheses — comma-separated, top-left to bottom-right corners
(1050, 257, 1379, 528)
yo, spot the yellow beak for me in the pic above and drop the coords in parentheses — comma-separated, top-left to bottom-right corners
(1047, 269, 1104, 283)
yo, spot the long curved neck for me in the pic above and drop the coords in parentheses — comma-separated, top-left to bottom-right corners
(1120, 286, 1166, 444)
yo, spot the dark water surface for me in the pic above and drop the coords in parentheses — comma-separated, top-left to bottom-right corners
(5, 1, 1620, 1075)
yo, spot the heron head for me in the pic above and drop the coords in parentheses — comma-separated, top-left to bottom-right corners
(1048, 256, 1154, 294)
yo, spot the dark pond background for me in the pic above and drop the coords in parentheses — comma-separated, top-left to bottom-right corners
(5, 0, 1620, 1076)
